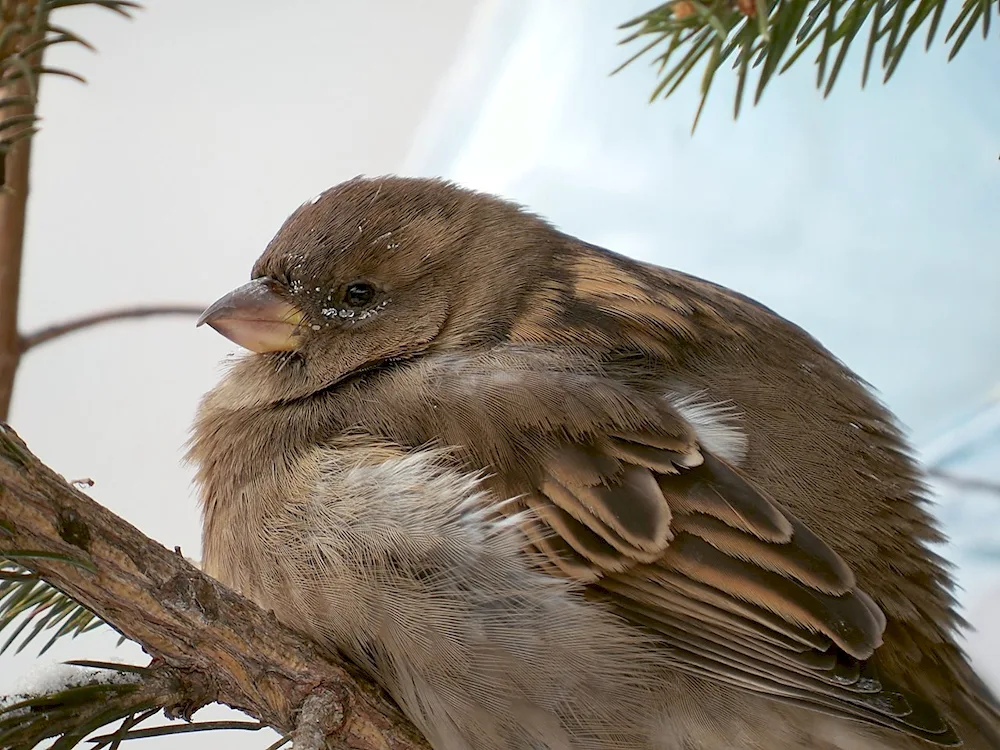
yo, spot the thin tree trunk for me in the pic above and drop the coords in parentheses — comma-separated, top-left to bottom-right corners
(0, 70, 36, 421)
(0, 2, 45, 421)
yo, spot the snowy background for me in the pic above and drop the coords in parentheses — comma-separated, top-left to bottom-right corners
(2, 1, 998, 747)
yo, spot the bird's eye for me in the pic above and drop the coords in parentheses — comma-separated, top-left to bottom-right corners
(344, 281, 376, 308)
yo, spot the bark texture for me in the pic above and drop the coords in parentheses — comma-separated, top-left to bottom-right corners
(0, 423, 432, 750)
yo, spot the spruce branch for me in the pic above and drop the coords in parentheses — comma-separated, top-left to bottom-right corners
(617, 0, 1000, 129)
(0, 0, 139, 418)
(0, 1, 141, 184)
(0, 4, 189, 656)
(0, 662, 172, 750)
(0, 560, 108, 656)
(0, 423, 432, 750)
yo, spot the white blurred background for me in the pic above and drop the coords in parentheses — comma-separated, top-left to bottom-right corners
(2, 1, 998, 747)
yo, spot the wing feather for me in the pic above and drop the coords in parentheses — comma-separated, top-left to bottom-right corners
(526, 428, 958, 744)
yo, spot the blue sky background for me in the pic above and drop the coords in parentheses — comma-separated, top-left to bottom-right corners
(407, 0, 1000, 619)
(411, 0, 1000, 438)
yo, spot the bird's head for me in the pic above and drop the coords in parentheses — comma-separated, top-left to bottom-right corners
(198, 176, 559, 405)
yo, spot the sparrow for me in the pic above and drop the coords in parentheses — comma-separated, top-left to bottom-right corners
(189, 175, 1000, 750)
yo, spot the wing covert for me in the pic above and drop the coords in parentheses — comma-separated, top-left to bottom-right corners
(524, 427, 958, 745)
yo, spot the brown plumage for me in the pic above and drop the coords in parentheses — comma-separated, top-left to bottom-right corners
(189, 175, 1000, 750)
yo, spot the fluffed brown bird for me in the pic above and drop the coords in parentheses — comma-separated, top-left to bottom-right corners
(189, 176, 1000, 750)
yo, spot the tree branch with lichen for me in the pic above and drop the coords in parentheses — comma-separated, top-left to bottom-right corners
(0, 423, 432, 749)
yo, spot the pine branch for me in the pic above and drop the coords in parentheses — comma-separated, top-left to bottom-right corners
(0, 0, 140, 416)
(0, 423, 432, 749)
(0, 2, 159, 656)
(0, 560, 109, 656)
(617, 0, 1000, 129)
(0, 662, 179, 749)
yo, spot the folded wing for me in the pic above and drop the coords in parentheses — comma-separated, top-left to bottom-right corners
(525, 430, 959, 745)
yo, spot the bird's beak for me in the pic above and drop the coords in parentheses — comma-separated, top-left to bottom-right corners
(197, 278, 305, 353)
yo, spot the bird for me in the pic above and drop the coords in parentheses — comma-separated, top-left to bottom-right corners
(189, 175, 1000, 750)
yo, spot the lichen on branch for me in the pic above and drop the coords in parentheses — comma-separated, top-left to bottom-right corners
(0, 423, 432, 750)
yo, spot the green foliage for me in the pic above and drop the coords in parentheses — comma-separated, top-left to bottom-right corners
(0, 0, 139, 655)
(617, 0, 999, 128)
(0, 651, 268, 749)
(1, 560, 111, 657)
(0, 0, 141, 183)
(0, 662, 151, 750)
(0, 658, 267, 749)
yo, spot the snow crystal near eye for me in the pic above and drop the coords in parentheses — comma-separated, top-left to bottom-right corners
(358, 298, 391, 320)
